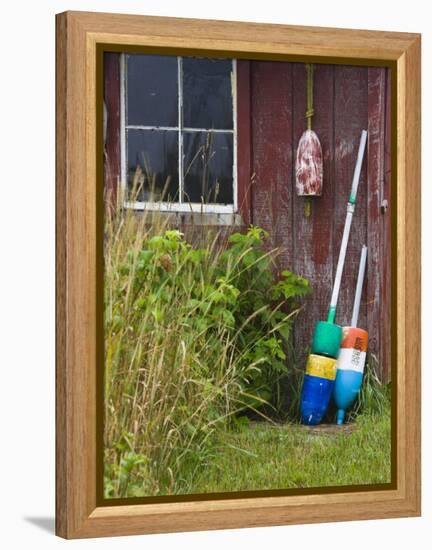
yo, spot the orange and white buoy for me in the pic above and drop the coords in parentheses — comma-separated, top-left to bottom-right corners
(333, 246, 369, 424)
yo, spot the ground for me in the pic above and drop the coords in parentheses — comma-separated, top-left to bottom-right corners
(188, 409, 391, 494)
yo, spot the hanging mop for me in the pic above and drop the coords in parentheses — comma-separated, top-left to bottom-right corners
(300, 129, 368, 426)
(333, 245, 369, 425)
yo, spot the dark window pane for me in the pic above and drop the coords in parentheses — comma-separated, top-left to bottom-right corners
(127, 129, 179, 202)
(127, 55, 178, 127)
(183, 58, 233, 130)
(183, 132, 233, 205)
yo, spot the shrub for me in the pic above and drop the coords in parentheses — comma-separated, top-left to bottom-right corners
(104, 201, 310, 497)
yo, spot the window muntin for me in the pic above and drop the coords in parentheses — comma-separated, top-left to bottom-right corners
(121, 54, 237, 213)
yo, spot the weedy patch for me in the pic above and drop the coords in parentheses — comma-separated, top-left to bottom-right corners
(104, 190, 310, 497)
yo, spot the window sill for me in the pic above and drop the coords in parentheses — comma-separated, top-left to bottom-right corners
(124, 201, 236, 214)
(132, 209, 244, 227)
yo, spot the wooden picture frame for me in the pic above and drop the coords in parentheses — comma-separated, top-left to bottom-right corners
(55, 10, 421, 539)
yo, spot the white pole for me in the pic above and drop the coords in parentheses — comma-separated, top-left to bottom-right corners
(349, 130, 368, 204)
(351, 245, 368, 327)
(328, 130, 367, 323)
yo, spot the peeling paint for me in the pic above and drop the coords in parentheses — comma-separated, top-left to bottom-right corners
(295, 129, 323, 196)
(250, 64, 391, 381)
(335, 138, 355, 161)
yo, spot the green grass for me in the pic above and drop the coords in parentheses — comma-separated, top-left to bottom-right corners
(190, 408, 391, 493)
(187, 362, 392, 494)
(189, 364, 392, 494)
(106, 366, 391, 497)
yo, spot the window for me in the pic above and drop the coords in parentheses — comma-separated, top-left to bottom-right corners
(120, 54, 237, 213)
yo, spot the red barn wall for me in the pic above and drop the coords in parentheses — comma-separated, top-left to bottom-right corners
(104, 55, 392, 382)
(246, 61, 391, 381)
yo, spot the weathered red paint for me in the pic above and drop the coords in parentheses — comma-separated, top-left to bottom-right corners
(251, 63, 391, 381)
(367, 67, 387, 379)
(333, 66, 369, 354)
(236, 60, 252, 226)
(250, 61, 294, 270)
(104, 56, 392, 381)
(292, 63, 335, 362)
(104, 53, 121, 205)
(382, 70, 392, 382)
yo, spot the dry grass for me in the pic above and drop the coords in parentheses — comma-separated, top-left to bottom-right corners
(103, 187, 306, 497)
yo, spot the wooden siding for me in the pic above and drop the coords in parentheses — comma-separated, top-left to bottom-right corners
(104, 53, 121, 204)
(250, 62, 391, 381)
(104, 55, 392, 381)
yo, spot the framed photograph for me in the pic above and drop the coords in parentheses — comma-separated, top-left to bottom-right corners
(55, 11, 421, 539)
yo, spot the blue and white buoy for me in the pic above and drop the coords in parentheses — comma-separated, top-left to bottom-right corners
(333, 245, 369, 425)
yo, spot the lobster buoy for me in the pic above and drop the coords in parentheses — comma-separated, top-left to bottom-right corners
(333, 327, 368, 425)
(296, 129, 323, 196)
(295, 64, 323, 199)
(300, 353, 338, 425)
(333, 245, 369, 425)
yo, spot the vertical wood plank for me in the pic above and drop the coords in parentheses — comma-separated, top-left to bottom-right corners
(333, 66, 368, 334)
(292, 63, 335, 362)
(367, 67, 387, 379)
(236, 60, 252, 225)
(104, 52, 121, 204)
(250, 61, 293, 269)
(381, 68, 392, 382)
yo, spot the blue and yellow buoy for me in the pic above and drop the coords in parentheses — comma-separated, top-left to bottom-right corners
(301, 353, 338, 425)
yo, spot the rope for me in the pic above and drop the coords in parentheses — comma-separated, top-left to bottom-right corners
(305, 63, 314, 130)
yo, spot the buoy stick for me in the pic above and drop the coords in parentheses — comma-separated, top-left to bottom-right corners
(327, 130, 368, 323)
(351, 245, 368, 328)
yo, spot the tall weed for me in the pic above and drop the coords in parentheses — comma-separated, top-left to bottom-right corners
(104, 191, 310, 497)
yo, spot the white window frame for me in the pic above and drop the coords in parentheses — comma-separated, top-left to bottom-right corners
(120, 54, 238, 214)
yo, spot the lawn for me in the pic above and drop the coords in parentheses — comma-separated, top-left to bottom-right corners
(190, 407, 391, 494)
(104, 374, 391, 498)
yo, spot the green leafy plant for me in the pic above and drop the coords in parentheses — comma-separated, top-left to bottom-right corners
(104, 193, 311, 498)
(213, 227, 311, 410)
